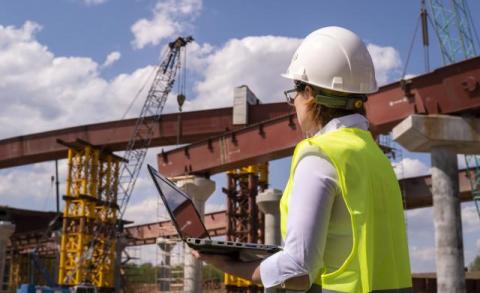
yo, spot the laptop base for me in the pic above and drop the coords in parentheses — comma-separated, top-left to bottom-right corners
(186, 238, 281, 262)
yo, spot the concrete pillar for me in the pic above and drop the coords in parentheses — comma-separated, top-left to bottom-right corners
(172, 175, 215, 293)
(257, 189, 282, 293)
(393, 114, 480, 293)
(431, 147, 465, 292)
(256, 189, 282, 246)
(157, 238, 175, 292)
(0, 221, 15, 292)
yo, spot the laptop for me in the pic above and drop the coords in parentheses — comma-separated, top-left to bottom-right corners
(147, 164, 281, 262)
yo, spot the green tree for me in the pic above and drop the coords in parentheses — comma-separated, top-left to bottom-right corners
(123, 263, 156, 283)
(468, 255, 480, 271)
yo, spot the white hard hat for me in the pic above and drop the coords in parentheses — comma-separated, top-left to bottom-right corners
(282, 26, 378, 94)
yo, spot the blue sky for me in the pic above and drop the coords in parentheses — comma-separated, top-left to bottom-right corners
(1, 0, 480, 273)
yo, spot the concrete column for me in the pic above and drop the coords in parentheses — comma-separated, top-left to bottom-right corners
(257, 189, 282, 293)
(393, 114, 480, 293)
(431, 147, 465, 292)
(0, 221, 15, 292)
(172, 175, 215, 293)
(256, 189, 282, 246)
(157, 238, 175, 293)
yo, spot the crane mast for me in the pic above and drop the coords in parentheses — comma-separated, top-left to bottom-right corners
(117, 36, 193, 219)
(427, 0, 477, 64)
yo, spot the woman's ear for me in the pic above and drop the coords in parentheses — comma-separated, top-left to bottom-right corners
(304, 85, 315, 101)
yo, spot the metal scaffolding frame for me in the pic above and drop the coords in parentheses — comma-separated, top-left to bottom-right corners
(57, 140, 122, 288)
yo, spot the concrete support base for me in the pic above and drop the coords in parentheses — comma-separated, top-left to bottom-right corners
(393, 114, 480, 293)
(172, 175, 215, 293)
(392, 114, 480, 154)
(173, 175, 216, 216)
(256, 189, 282, 293)
(256, 189, 282, 246)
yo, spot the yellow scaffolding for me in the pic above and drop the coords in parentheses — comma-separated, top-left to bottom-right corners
(224, 163, 268, 290)
(7, 253, 57, 290)
(57, 140, 122, 288)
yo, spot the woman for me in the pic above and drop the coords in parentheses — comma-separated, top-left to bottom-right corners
(195, 27, 412, 292)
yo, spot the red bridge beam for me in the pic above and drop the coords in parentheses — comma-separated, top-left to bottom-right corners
(7, 170, 472, 252)
(125, 210, 227, 246)
(124, 170, 473, 246)
(0, 103, 291, 169)
(158, 57, 480, 177)
(3, 56, 478, 171)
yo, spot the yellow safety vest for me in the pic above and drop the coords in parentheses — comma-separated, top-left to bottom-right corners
(280, 128, 412, 292)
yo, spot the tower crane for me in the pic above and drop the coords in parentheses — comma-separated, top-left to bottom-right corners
(424, 0, 480, 218)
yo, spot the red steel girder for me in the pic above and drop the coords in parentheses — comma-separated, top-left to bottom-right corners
(1, 56, 478, 172)
(7, 169, 473, 253)
(0, 103, 291, 169)
(124, 170, 473, 246)
(158, 114, 303, 176)
(158, 57, 480, 177)
(124, 210, 227, 246)
(367, 56, 480, 134)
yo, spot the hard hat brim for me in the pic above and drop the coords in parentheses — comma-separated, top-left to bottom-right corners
(280, 73, 378, 94)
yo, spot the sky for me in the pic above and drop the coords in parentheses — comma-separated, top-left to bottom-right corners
(1, 0, 480, 273)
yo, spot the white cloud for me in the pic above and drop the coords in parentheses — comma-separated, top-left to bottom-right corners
(367, 43, 402, 86)
(462, 204, 479, 233)
(0, 21, 186, 139)
(205, 202, 226, 214)
(182, 38, 404, 111)
(410, 245, 436, 262)
(409, 245, 436, 272)
(393, 158, 430, 179)
(82, 0, 108, 6)
(131, 0, 202, 49)
(124, 197, 167, 224)
(186, 36, 302, 110)
(0, 164, 54, 200)
(0, 160, 68, 211)
(404, 73, 418, 80)
(102, 51, 121, 68)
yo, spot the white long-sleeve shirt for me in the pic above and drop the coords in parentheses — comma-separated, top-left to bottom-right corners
(259, 114, 369, 289)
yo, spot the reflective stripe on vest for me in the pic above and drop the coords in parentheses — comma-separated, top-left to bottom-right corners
(280, 128, 412, 292)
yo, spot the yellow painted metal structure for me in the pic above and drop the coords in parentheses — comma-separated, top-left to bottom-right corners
(8, 254, 28, 291)
(224, 163, 268, 289)
(8, 254, 57, 290)
(58, 141, 121, 288)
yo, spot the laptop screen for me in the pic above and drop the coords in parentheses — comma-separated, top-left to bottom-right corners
(148, 165, 210, 240)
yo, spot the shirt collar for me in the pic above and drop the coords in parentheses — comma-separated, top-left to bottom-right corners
(315, 114, 369, 136)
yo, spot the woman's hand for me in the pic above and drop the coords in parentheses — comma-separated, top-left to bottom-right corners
(191, 250, 234, 271)
(192, 250, 262, 284)
(192, 250, 310, 290)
